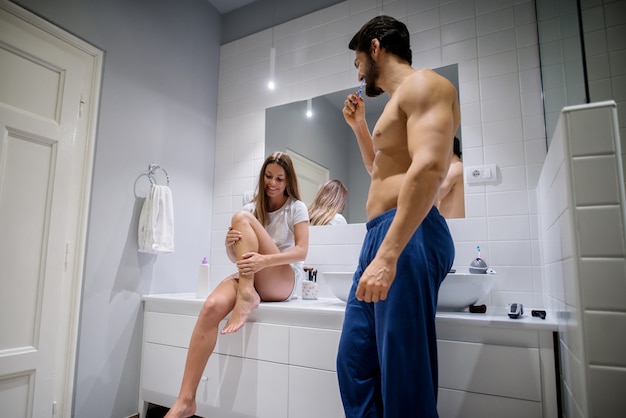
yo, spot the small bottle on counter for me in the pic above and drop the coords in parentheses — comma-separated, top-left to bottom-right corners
(197, 256, 210, 299)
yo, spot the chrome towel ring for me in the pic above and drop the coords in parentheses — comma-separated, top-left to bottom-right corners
(148, 163, 170, 186)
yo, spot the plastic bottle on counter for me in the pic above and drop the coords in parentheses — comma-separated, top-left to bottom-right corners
(197, 256, 210, 299)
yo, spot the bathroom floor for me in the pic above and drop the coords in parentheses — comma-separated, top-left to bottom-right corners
(145, 403, 201, 418)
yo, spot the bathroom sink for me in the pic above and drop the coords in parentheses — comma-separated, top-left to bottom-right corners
(323, 271, 495, 310)
(437, 272, 496, 310)
(324, 271, 353, 302)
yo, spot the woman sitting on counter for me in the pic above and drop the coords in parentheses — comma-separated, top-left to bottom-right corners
(165, 151, 310, 418)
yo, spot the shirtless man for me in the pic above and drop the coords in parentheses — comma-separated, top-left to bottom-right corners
(338, 16, 460, 418)
(437, 137, 465, 218)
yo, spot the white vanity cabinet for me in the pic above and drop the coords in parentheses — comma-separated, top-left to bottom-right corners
(435, 316, 559, 418)
(139, 295, 558, 418)
(139, 295, 345, 418)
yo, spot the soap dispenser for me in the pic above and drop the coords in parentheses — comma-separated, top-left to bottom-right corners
(197, 256, 210, 299)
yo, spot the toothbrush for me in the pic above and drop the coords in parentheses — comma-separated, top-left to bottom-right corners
(356, 78, 365, 98)
(477, 245, 481, 259)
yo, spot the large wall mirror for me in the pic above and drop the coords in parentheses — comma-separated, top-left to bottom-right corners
(266, 64, 462, 224)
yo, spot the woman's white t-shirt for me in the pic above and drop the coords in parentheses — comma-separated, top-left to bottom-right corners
(327, 213, 347, 225)
(242, 197, 309, 295)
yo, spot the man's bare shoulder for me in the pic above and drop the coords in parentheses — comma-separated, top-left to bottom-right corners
(396, 68, 458, 108)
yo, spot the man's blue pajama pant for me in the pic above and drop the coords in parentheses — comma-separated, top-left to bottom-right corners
(336, 207, 454, 418)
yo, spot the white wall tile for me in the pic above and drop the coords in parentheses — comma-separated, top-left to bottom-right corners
(525, 138, 548, 164)
(413, 27, 443, 52)
(441, 17, 476, 45)
(406, 0, 439, 15)
(484, 142, 526, 166)
(476, 7, 516, 36)
(585, 312, 626, 366)
(523, 114, 547, 140)
(491, 290, 535, 308)
(481, 96, 522, 123)
(571, 156, 621, 206)
(476, 0, 513, 16)
(586, 53, 611, 81)
(583, 29, 608, 56)
(478, 50, 519, 78)
(576, 206, 625, 258)
(517, 44, 541, 70)
(526, 163, 543, 191)
(521, 91, 543, 117)
(488, 215, 531, 240)
(442, 39, 478, 63)
(440, 0, 476, 25)
(464, 192, 488, 217)
(489, 165, 528, 191)
(479, 72, 520, 100)
(413, 46, 443, 69)
(408, 8, 441, 34)
(514, 1, 537, 26)
(487, 190, 529, 215)
(462, 144, 486, 166)
(482, 118, 523, 145)
(491, 266, 534, 292)
(478, 28, 517, 57)
(579, 258, 626, 310)
(447, 216, 489, 242)
(587, 366, 626, 416)
(490, 240, 533, 266)
(517, 23, 539, 49)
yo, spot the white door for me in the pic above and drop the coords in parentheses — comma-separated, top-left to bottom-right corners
(286, 149, 329, 207)
(0, 1, 102, 417)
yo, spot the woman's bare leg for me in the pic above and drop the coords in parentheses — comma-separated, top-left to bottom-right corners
(221, 212, 262, 333)
(222, 211, 294, 333)
(164, 278, 238, 418)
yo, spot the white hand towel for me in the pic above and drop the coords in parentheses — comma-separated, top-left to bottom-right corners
(138, 184, 174, 253)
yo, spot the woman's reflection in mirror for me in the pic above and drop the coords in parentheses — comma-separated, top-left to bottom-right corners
(308, 179, 348, 226)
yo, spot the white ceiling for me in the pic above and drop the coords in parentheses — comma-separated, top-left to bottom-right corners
(208, 0, 258, 14)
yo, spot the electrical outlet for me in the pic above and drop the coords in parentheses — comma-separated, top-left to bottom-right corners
(465, 164, 497, 184)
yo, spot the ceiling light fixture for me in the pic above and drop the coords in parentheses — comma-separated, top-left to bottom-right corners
(268, 47, 276, 90)
(306, 98, 313, 118)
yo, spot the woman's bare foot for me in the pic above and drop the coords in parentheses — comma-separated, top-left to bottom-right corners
(221, 287, 260, 334)
(163, 398, 196, 418)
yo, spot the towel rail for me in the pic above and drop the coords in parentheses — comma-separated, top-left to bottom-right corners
(147, 163, 170, 186)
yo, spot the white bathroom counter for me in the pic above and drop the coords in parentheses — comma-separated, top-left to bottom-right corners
(143, 293, 558, 332)
(141, 293, 560, 417)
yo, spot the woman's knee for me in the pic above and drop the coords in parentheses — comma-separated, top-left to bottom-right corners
(231, 210, 255, 225)
(200, 294, 232, 322)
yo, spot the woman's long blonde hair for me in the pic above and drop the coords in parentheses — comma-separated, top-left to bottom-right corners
(252, 151, 301, 226)
(308, 179, 348, 226)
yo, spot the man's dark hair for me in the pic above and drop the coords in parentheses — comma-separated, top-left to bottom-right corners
(453, 137, 462, 159)
(349, 15, 412, 65)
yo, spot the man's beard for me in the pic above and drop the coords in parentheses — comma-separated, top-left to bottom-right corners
(364, 57, 384, 97)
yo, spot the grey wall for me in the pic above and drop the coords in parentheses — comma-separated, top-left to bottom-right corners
(12, 0, 221, 417)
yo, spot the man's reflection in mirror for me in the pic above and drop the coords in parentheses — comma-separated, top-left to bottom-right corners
(437, 137, 465, 218)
